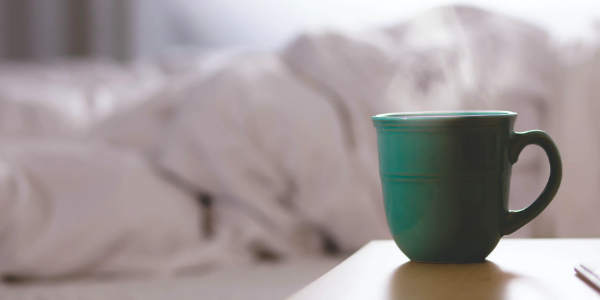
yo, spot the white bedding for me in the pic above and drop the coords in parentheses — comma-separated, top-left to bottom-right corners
(0, 257, 342, 300)
(0, 5, 597, 284)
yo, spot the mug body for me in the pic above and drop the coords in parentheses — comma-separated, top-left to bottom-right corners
(372, 111, 517, 262)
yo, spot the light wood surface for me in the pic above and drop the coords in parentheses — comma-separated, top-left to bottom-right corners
(290, 239, 600, 299)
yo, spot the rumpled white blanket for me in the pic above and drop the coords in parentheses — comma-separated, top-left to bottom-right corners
(0, 141, 221, 277)
(0, 6, 572, 279)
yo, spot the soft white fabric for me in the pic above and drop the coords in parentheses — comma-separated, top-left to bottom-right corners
(158, 53, 388, 252)
(0, 141, 220, 278)
(87, 52, 240, 156)
(0, 257, 343, 300)
(0, 61, 166, 136)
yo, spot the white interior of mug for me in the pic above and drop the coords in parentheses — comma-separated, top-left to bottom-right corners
(373, 111, 517, 120)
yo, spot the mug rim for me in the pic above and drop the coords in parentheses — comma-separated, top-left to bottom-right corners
(372, 110, 517, 121)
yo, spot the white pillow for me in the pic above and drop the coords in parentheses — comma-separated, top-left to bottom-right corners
(0, 140, 217, 278)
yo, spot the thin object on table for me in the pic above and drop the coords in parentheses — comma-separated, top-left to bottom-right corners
(575, 262, 600, 292)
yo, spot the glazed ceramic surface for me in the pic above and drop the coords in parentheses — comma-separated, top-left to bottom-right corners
(372, 111, 562, 262)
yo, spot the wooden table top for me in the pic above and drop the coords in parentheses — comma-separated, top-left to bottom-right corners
(290, 239, 600, 299)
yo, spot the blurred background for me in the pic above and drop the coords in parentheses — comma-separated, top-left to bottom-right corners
(1, 0, 599, 60)
(0, 0, 599, 299)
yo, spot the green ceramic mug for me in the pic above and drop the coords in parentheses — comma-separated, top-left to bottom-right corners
(372, 111, 562, 263)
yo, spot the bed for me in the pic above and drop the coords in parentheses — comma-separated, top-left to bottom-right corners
(0, 5, 598, 299)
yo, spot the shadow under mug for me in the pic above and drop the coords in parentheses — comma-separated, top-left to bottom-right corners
(372, 111, 562, 263)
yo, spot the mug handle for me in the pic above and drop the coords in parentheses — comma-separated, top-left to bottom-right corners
(501, 130, 562, 235)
